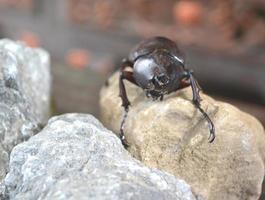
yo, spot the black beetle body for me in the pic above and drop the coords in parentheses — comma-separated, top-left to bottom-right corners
(130, 37, 186, 99)
(118, 37, 215, 147)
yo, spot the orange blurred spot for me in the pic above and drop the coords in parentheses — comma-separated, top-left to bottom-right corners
(65, 49, 90, 69)
(18, 31, 40, 47)
(173, 1, 203, 26)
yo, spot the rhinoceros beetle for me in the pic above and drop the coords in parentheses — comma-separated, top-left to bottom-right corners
(118, 36, 215, 147)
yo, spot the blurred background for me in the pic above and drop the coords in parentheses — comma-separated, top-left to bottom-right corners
(0, 0, 264, 124)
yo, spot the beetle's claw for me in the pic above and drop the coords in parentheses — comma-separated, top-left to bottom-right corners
(208, 131, 215, 143)
(208, 121, 215, 143)
(120, 135, 130, 149)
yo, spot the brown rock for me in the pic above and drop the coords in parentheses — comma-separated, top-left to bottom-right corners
(100, 72, 265, 200)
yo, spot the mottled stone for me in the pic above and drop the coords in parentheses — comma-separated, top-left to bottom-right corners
(100, 72, 265, 200)
(5, 114, 197, 200)
(0, 39, 51, 182)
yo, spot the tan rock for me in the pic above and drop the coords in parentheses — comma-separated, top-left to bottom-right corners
(100, 72, 265, 200)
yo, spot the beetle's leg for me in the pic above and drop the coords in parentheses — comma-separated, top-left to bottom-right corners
(119, 59, 134, 108)
(119, 59, 136, 148)
(185, 70, 215, 143)
(121, 58, 133, 69)
(179, 79, 190, 89)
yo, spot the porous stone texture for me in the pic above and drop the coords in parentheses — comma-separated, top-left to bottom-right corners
(4, 114, 197, 200)
(0, 39, 50, 182)
(100, 72, 265, 200)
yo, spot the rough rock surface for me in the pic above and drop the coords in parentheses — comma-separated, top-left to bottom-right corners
(4, 114, 197, 200)
(100, 72, 265, 200)
(0, 39, 50, 182)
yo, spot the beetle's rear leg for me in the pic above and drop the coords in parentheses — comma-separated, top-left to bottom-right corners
(183, 70, 215, 143)
(119, 59, 137, 148)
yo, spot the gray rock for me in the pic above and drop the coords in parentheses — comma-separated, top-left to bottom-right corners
(4, 114, 197, 200)
(0, 39, 51, 182)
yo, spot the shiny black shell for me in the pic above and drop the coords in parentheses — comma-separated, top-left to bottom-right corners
(129, 37, 186, 95)
(128, 37, 184, 63)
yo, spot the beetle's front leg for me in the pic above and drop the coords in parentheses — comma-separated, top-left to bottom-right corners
(119, 59, 136, 148)
(185, 70, 215, 143)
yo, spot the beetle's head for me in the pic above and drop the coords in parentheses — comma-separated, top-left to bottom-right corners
(144, 72, 170, 98)
(154, 73, 170, 87)
(145, 73, 169, 89)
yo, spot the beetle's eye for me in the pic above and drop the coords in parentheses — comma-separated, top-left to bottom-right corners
(155, 74, 169, 86)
